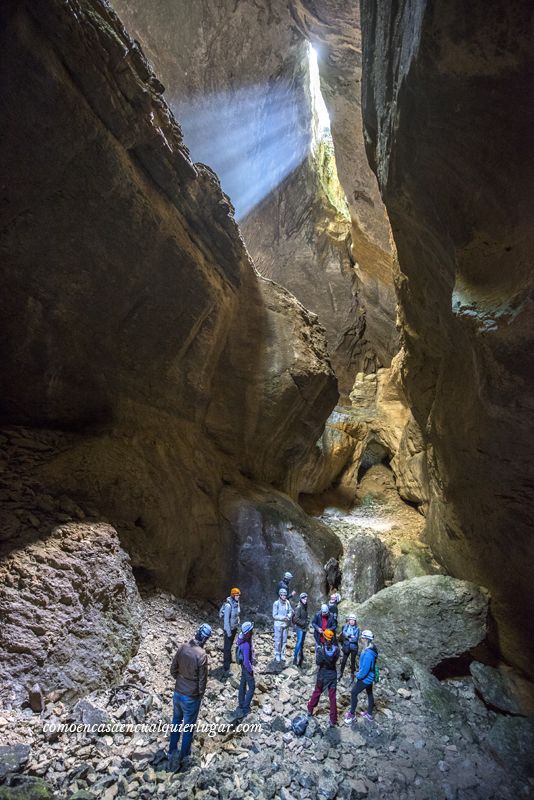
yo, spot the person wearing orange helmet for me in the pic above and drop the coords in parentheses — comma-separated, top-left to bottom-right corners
(306, 628, 340, 727)
(219, 587, 241, 676)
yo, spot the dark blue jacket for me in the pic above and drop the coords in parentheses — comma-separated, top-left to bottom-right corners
(340, 624, 360, 652)
(312, 611, 337, 643)
(356, 644, 378, 685)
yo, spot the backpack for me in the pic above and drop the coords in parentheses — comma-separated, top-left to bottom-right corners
(291, 713, 309, 737)
(374, 659, 380, 684)
(235, 643, 244, 666)
(219, 599, 229, 619)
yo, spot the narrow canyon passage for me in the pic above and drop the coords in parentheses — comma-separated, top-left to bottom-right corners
(1, 1, 533, 799)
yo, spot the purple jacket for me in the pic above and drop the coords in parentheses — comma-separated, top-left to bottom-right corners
(237, 633, 254, 673)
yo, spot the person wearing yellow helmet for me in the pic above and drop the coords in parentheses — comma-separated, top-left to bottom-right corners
(306, 628, 340, 727)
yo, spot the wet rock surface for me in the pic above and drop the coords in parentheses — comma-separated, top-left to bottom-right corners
(219, 485, 341, 608)
(1, 590, 532, 799)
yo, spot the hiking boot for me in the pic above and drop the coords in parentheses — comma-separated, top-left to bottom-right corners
(167, 752, 181, 772)
(361, 711, 374, 721)
(344, 711, 355, 725)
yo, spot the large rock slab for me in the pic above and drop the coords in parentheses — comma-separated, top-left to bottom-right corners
(219, 485, 342, 609)
(355, 575, 489, 669)
(342, 532, 392, 604)
(0, 522, 142, 704)
(470, 662, 534, 716)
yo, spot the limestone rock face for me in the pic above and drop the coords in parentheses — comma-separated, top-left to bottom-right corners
(111, 0, 399, 394)
(356, 576, 489, 669)
(297, 357, 412, 501)
(0, 522, 142, 705)
(219, 485, 342, 609)
(360, 0, 534, 677)
(289, 0, 399, 373)
(341, 532, 392, 605)
(0, 0, 337, 599)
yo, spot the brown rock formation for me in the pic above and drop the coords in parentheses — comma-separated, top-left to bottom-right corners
(111, 0, 397, 395)
(0, 0, 337, 601)
(360, 0, 534, 677)
(289, 0, 399, 374)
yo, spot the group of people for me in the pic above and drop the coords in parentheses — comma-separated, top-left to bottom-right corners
(167, 573, 379, 769)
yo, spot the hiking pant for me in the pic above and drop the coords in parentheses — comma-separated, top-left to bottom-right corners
(350, 679, 374, 716)
(293, 628, 306, 664)
(339, 649, 357, 679)
(238, 668, 255, 713)
(274, 623, 288, 659)
(168, 692, 202, 758)
(223, 628, 237, 671)
(307, 681, 337, 725)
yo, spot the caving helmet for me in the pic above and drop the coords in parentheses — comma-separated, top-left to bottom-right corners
(195, 623, 212, 644)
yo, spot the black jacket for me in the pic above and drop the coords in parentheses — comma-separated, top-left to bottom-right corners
(292, 602, 309, 630)
(316, 644, 339, 688)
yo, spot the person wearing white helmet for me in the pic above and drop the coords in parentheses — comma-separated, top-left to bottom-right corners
(277, 571, 296, 598)
(272, 587, 293, 662)
(312, 603, 337, 651)
(344, 629, 378, 723)
(339, 613, 360, 683)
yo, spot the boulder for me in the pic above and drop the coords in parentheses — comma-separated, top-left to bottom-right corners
(470, 662, 534, 716)
(0, 522, 142, 704)
(0, 745, 30, 782)
(392, 540, 444, 583)
(355, 575, 489, 669)
(342, 533, 392, 604)
(484, 716, 534, 778)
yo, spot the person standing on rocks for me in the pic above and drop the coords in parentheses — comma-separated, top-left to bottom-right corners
(328, 591, 342, 627)
(168, 623, 211, 769)
(306, 628, 339, 726)
(312, 603, 337, 650)
(344, 629, 378, 723)
(234, 621, 255, 719)
(339, 613, 360, 683)
(277, 571, 296, 598)
(292, 592, 309, 666)
(220, 587, 240, 676)
(272, 587, 293, 662)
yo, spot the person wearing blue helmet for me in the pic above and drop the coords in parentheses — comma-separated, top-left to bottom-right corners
(168, 623, 212, 769)
(234, 621, 256, 719)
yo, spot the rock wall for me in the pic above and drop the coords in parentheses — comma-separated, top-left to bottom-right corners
(360, 0, 534, 677)
(0, 0, 338, 600)
(111, 0, 398, 395)
(289, 0, 399, 375)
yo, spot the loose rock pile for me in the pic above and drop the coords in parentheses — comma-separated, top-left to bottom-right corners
(1, 588, 533, 799)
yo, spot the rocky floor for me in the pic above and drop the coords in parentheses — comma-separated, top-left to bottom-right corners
(1, 587, 533, 800)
